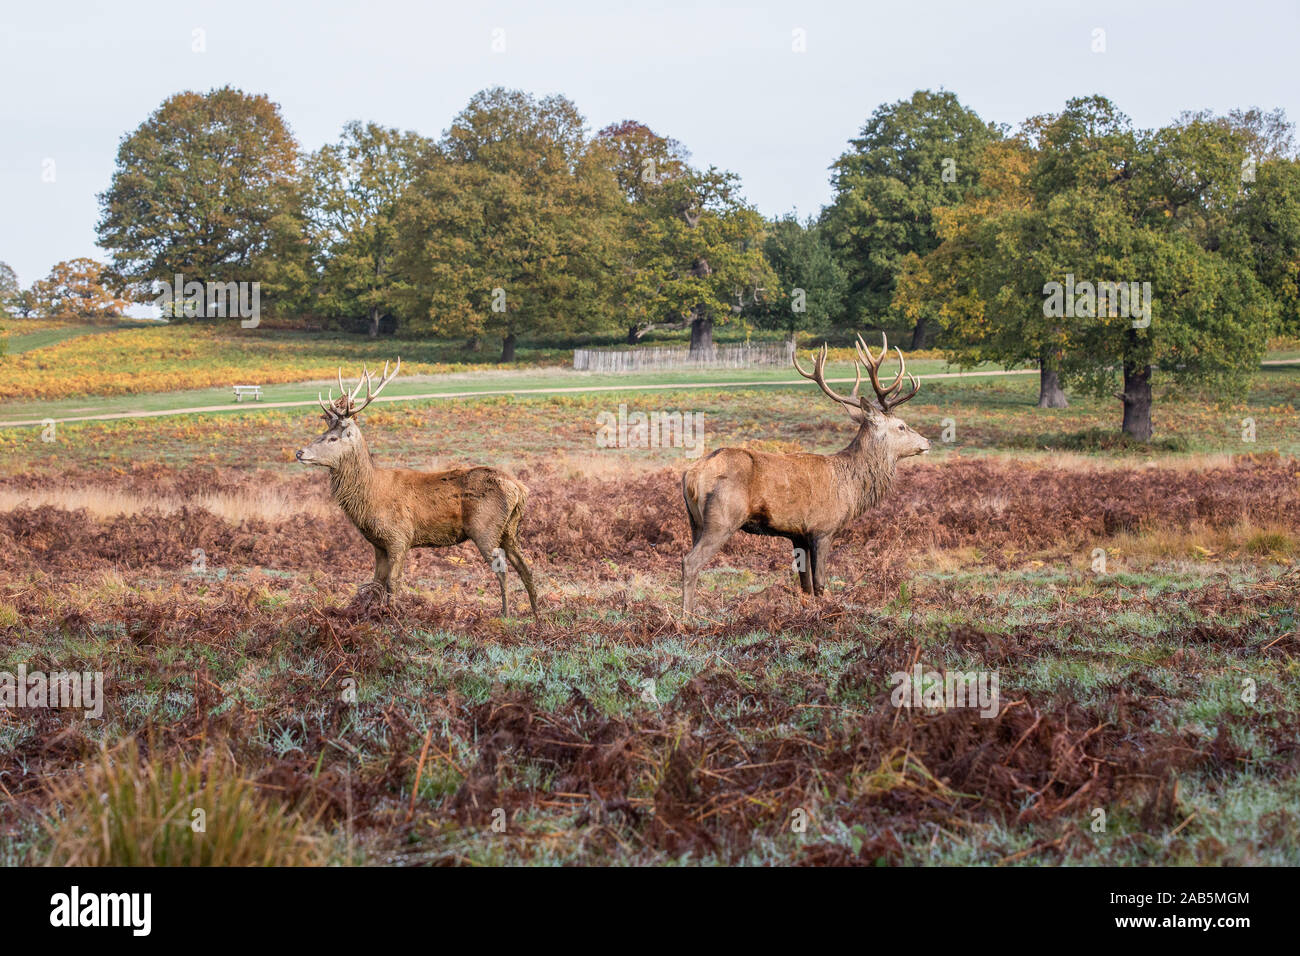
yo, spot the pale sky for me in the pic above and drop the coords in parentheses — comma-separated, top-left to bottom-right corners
(2, 0, 1297, 288)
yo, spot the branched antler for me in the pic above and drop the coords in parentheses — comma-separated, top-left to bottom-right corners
(793, 333, 921, 416)
(792, 344, 862, 410)
(855, 333, 920, 413)
(319, 358, 402, 419)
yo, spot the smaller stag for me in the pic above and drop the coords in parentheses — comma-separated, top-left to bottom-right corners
(681, 334, 930, 615)
(296, 360, 538, 615)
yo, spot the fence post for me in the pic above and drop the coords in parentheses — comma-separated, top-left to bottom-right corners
(571, 342, 792, 371)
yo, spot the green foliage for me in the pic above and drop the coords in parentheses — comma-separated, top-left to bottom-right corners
(304, 121, 429, 335)
(594, 120, 776, 343)
(0, 261, 18, 320)
(1240, 158, 1300, 335)
(894, 137, 1038, 369)
(754, 215, 847, 336)
(895, 95, 1281, 437)
(619, 165, 775, 339)
(95, 86, 306, 316)
(394, 88, 625, 355)
(823, 89, 1001, 323)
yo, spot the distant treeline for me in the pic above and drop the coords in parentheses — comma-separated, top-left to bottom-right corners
(2, 86, 1297, 437)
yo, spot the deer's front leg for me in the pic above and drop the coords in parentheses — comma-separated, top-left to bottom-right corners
(372, 545, 391, 589)
(354, 545, 392, 602)
(810, 534, 832, 596)
(793, 535, 815, 594)
(383, 542, 409, 593)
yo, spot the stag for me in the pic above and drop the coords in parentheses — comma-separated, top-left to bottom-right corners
(681, 334, 930, 615)
(296, 360, 539, 615)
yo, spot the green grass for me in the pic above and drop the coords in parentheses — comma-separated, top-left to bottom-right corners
(1, 322, 127, 354)
(0, 355, 1003, 425)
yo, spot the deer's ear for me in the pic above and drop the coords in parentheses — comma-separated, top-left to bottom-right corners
(844, 402, 880, 426)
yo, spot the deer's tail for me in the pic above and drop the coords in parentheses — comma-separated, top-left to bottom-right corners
(500, 477, 528, 545)
(682, 464, 704, 530)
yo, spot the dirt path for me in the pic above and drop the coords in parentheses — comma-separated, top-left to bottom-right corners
(0, 368, 1043, 428)
(1, 360, 1295, 429)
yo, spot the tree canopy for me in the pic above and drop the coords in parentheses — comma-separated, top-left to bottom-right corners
(96, 86, 305, 314)
(823, 89, 1001, 344)
(30, 258, 131, 320)
(394, 89, 626, 360)
(895, 96, 1279, 438)
(304, 121, 429, 337)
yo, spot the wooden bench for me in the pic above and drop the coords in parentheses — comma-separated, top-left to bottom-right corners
(232, 385, 262, 402)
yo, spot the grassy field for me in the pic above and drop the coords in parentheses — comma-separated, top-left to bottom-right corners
(2, 364, 1296, 461)
(0, 357, 1002, 426)
(3, 322, 904, 402)
(0, 316, 165, 354)
(0, 360, 1296, 865)
(0, 321, 1292, 428)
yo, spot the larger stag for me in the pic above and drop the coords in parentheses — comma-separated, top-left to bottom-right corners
(296, 360, 539, 615)
(681, 334, 930, 615)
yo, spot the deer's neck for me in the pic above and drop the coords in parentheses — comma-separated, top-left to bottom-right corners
(329, 441, 378, 531)
(834, 426, 896, 518)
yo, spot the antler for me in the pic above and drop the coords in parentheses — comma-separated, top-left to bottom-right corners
(855, 333, 920, 413)
(335, 357, 401, 418)
(792, 344, 863, 410)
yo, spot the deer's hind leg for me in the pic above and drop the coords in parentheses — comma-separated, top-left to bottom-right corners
(500, 536, 538, 616)
(496, 496, 539, 615)
(682, 489, 744, 616)
(470, 534, 510, 616)
(682, 525, 736, 616)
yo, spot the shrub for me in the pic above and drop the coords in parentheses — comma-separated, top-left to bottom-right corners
(44, 740, 332, 866)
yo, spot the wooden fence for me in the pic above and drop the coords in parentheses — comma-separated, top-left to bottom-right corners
(573, 341, 795, 372)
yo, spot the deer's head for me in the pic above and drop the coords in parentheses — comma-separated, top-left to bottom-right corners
(296, 359, 400, 469)
(793, 334, 930, 461)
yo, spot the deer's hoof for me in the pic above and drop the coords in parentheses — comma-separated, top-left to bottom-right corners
(352, 582, 391, 607)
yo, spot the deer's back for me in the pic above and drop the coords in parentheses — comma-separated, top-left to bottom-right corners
(369, 465, 526, 548)
(684, 447, 850, 536)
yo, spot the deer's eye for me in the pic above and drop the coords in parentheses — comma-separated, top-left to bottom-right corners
(329, 436, 338, 442)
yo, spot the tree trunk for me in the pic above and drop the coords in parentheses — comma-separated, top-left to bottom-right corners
(688, 311, 714, 357)
(1037, 356, 1068, 408)
(909, 314, 929, 350)
(467, 335, 481, 353)
(627, 324, 642, 345)
(500, 331, 517, 363)
(368, 306, 380, 339)
(1118, 363, 1153, 441)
